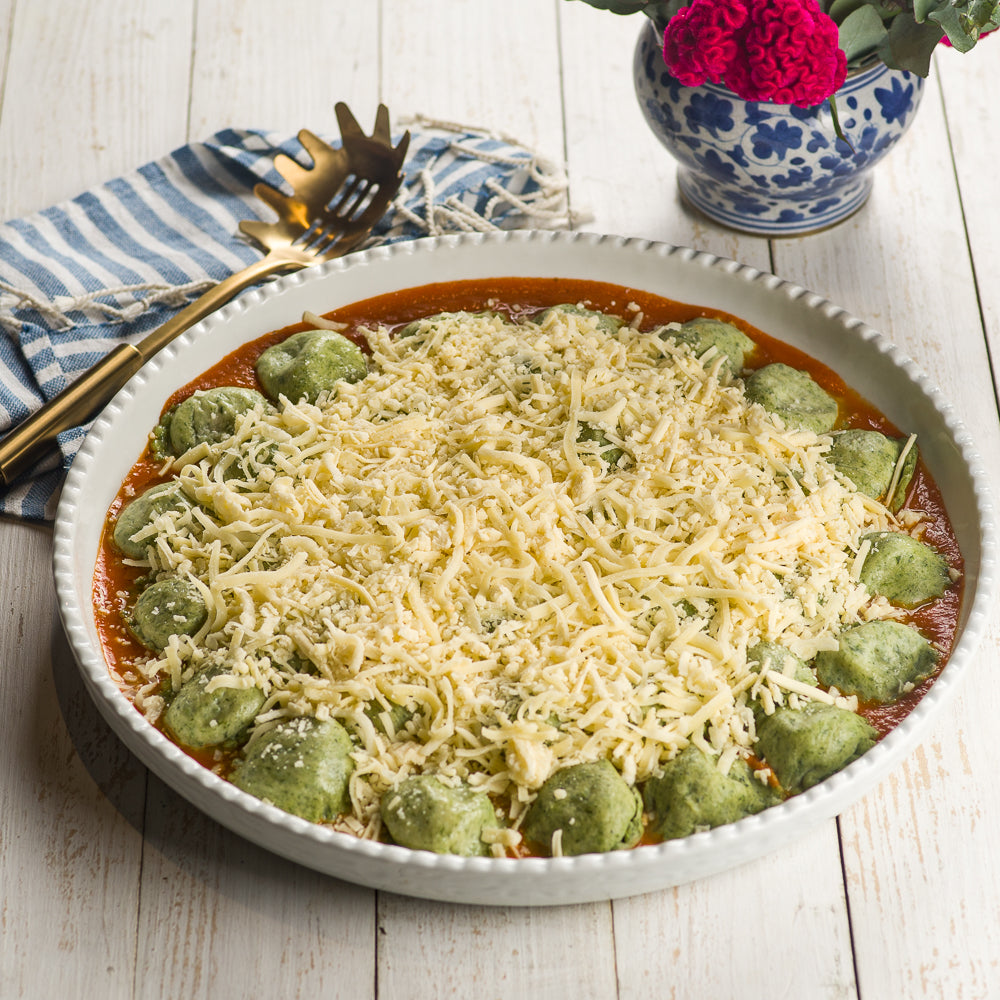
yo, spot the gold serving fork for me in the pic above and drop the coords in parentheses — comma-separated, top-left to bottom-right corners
(0, 102, 410, 487)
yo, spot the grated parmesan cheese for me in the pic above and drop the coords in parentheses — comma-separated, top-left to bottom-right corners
(129, 307, 907, 835)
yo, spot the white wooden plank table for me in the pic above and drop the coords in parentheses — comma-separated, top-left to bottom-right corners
(2, 3, 998, 997)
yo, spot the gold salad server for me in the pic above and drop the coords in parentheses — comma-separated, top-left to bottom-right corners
(0, 102, 410, 487)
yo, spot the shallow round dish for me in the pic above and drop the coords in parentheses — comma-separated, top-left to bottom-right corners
(53, 230, 996, 906)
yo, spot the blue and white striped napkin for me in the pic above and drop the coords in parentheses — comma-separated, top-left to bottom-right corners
(0, 118, 573, 519)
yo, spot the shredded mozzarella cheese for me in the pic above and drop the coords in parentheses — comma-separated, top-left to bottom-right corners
(131, 307, 903, 832)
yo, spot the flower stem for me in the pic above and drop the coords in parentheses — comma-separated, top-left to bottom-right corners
(828, 95, 854, 152)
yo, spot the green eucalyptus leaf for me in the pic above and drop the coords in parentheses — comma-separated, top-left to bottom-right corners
(566, 0, 656, 13)
(839, 5, 890, 61)
(913, 0, 941, 21)
(830, 0, 898, 23)
(878, 12, 942, 75)
(969, 0, 1000, 28)
(642, 0, 685, 28)
(564, 0, 681, 27)
(930, 6, 978, 50)
(829, 0, 870, 19)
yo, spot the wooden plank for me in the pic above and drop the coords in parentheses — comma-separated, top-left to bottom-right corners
(770, 56, 1000, 998)
(557, 7, 858, 996)
(134, 775, 376, 998)
(376, 894, 618, 1000)
(0, 523, 146, 999)
(381, 0, 564, 158)
(0, 0, 14, 108)
(0, 2, 195, 997)
(187, 1, 381, 142)
(612, 825, 857, 999)
(0, 0, 193, 218)
(938, 46, 1000, 370)
(840, 723, 1000, 998)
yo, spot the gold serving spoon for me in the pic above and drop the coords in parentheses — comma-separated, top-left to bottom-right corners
(0, 102, 410, 487)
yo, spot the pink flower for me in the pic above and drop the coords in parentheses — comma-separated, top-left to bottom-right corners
(662, 0, 749, 86)
(662, 0, 848, 107)
(725, 0, 847, 106)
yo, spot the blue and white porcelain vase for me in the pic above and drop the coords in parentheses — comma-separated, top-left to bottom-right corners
(633, 21, 925, 236)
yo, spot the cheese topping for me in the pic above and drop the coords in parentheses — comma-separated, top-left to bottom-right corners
(129, 307, 904, 838)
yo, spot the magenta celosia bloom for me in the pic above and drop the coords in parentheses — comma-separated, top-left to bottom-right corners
(725, 0, 847, 105)
(662, 0, 749, 87)
(663, 0, 848, 107)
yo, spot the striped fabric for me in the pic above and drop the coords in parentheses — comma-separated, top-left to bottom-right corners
(0, 122, 571, 519)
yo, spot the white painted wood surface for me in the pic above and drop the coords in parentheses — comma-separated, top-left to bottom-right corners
(1, 2, 998, 997)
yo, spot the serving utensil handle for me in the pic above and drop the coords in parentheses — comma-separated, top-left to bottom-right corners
(0, 254, 303, 487)
(0, 343, 145, 487)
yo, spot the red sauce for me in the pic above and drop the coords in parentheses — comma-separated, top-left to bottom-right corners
(93, 277, 964, 819)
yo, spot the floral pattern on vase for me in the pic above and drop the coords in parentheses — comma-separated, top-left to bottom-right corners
(633, 21, 924, 236)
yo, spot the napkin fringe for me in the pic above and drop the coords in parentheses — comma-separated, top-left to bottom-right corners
(397, 114, 591, 234)
(0, 279, 215, 335)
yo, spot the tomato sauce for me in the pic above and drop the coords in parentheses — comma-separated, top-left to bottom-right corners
(93, 277, 963, 763)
